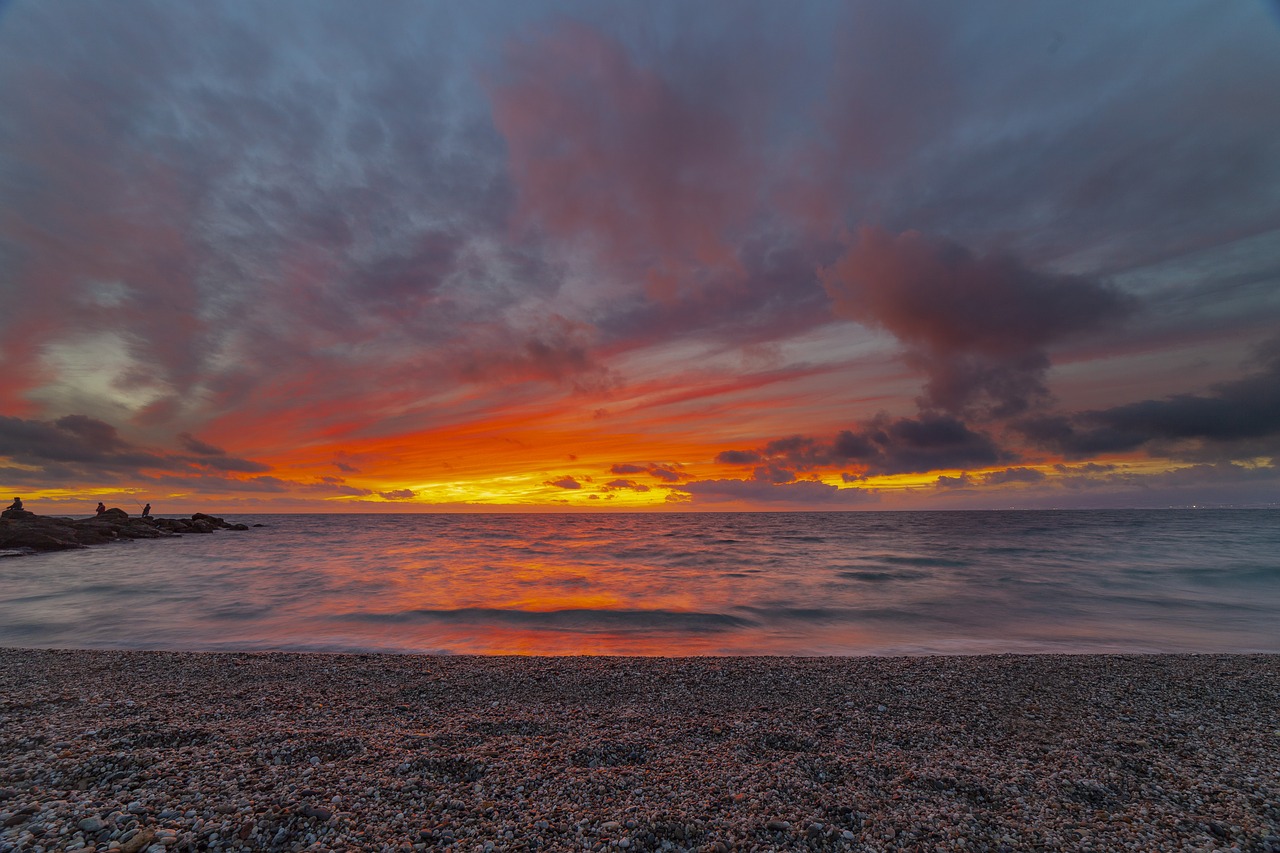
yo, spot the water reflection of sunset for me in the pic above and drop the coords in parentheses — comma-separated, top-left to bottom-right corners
(8, 512, 1270, 656)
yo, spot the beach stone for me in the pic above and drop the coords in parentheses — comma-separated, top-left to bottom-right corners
(2, 651, 1279, 853)
(119, 829, 154, 853)
(78, 817, 105, 833)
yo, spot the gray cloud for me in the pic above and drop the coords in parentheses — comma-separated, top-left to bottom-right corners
(834, 413, 1007, 475)
(715, 413, 1007, 480)
(674, 477, 877, 507)
(179, 433, 227, 456)
(1019, 338, 1280, 460)
(981, 467, 1046, 486)
(0, 414, 270, 482)
(602, 479, 650, 492)
(545, 476, 582, 490)
(822, 228, 1133, 417)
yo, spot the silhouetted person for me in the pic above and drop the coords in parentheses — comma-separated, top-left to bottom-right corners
(142, 503, 152, 518)
(96, 502, 106, 515)
(6, 497, 20, 512)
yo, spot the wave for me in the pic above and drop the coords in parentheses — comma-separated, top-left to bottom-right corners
(328, 607, 756, 633)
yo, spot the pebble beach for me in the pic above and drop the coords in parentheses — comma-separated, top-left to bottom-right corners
(1, 650, 1277, 852)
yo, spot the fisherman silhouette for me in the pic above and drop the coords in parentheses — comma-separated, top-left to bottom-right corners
(96, 502, 106, 515)
(5, 497, 20, 512)
(142, 503, 152, 518)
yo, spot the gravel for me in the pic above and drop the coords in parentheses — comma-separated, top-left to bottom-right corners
(1, 649, 1277, 851)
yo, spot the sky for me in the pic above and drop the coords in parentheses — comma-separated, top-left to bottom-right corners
(1, 0, 1279, 513)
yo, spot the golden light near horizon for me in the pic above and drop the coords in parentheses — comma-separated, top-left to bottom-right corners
(1, 0, 1277, 513)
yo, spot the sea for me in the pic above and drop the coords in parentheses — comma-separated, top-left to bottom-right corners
(2, 510, 1277, 656)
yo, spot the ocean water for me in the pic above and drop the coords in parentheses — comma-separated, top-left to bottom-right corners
(1, 510, 1277, 655)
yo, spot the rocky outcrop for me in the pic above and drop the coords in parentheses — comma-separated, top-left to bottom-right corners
(0, 510, 250, 557)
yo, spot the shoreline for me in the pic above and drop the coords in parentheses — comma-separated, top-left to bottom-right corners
(2, 650, 1277, 851)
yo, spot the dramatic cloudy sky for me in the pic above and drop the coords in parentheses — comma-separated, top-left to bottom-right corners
(2, 0, 1279, 512)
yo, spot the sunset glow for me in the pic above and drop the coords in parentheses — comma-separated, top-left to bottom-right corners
(2, 1, 1278, 513)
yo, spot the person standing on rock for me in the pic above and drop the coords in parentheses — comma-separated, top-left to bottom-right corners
(142, 503, 152, 518)
(6, 497, 20, 512)
(96, 502, 106, 515)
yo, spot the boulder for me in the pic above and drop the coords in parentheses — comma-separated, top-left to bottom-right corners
(1, 509, 35, 520)
(0, 518, 84, 551)
(0, 510, 249, 555)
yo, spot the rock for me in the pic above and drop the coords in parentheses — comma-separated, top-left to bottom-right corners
(78, 816, 106, 832)
(120, 828, 155, 853)
(766, 819, 791, 831)
(0, 510, 246, 556)
(299, 804, 333, 821)
(0, 519, 83, 552)
(1, 508, 35, 520)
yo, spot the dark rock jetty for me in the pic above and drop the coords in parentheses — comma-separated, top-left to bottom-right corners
(0, 509, 249, 557)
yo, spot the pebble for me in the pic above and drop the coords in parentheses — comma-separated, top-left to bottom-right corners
(1, 650, 1277, 852)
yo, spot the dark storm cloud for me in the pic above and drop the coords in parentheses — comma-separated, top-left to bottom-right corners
(918, 466, 1047, 491)
(602, 479, 649, 493)
(0, 414, 269, 479)
(822, 228, 1133, 417)
(179, 433, 227, 456)
(715, 450, 763, 465)
(0, 415, 170, 472)
(981, 467, 1046, 486)
(751, 464, 797, 485)
(934, 473, 973, 490)
(716, 413, 1006, 479)
(190, 455, 272, 474)
(593, 239, 837, 355)
(453, 316, 616, 390)
(486, 19, 760, 300)
(0, 0, 569, 421)
(1019, 340, 1280, 460)
(674, 477, 877, 507)
(834, 413, 1006, 475)
(545, 476, 582, 490)
(816, 2, 1280, 274)
(607, 463, 685, 482)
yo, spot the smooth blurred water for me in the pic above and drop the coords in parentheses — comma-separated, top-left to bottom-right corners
(1, 510, 1277, 655)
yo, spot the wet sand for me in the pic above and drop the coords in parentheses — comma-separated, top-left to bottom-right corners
(1, 650, 1277, 851)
